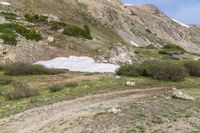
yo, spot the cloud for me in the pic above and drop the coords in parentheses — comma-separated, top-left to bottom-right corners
(123, 0, 200, 24)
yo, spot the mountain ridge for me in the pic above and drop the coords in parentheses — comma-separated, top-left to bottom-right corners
(0, 0, 200, 64)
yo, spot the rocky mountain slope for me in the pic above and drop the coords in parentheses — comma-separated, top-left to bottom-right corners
(0, 0, 200, 64)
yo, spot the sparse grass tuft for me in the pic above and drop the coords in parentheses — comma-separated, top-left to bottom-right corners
(49, 84, 63, 92)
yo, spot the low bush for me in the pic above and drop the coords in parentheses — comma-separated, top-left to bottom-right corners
(117, 60, 187, 82)
(0, 30, 17, 45)
(3, 63, 64, 76)
(185, 61, 200, 77)
(24, 13, 48, 23)
(163, 43, 185, 51)
(50, 21, 66, 30)
(0, 76, 12, 85)
(159, 43, 185, 56)
(51, 21, 92, 39)
(146, 44, 156, 49)
(63, 24, 92, 39)
(4, 82, 39, 100)
(49, 84, 63, 92)
(146, 29, 152, 34)
(116, 65, 141, 77)
(144, 61, 187, 81)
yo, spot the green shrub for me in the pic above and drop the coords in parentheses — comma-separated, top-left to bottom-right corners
(0, 76, 12, 85)
(144, 61, 187, 81)
(0, 30, 17, 45)
(13, 24, 42, 41)
(51, 21, 92, 39)
(0, 23, 42, 45)
(146, 44, 156, 49)
(116, 65, 141, 77)
(63, 24, 92, 39)
(3, 63, 64, 76)
(4, 82, 39, 100)
(24, 13, 48, 23)
(0, 12, 17, 20)
(159, 43, 185, 56)
(163, 43, 185, 51)
(50, 21, 66, 30)
(146, 29, 152, 34)
(185, 61, 200, 77)
(49, 84, 63, 92)
(117, 60, 187, 82)
(83, 25, 92, 39)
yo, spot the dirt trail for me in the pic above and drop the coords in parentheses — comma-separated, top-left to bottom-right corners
(0, 87, 168, 133)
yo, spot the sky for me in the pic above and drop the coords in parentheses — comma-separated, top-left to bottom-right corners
(123, 0, 200, 25)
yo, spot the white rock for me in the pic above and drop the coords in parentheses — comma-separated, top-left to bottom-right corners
(126, 81, 136, 86)
(172, 88, 195, 101)
(47, 36, 55, 42)
(47, 14, 60, 22)
(115, 75, 120, 79)
(108, 107, 121, 114)
(57, 28, 64, 33)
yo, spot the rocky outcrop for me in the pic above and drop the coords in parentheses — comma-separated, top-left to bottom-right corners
(96, 45, 136, 64)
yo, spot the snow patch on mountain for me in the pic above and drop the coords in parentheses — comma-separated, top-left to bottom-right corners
(171, 18, 190, 28)
(0, 1, 11, 6)
(35, 56, 119, 73)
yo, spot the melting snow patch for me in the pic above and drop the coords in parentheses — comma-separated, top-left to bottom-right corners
(124, 4, 135, 6)
(0, 1, 11, 6)
(131, 41, 139, 47)
(171, 18, 189, 28)
(35, 56, 119, 73)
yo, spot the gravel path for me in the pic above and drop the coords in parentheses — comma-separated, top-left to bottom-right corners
(0, 87, 167, 133)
